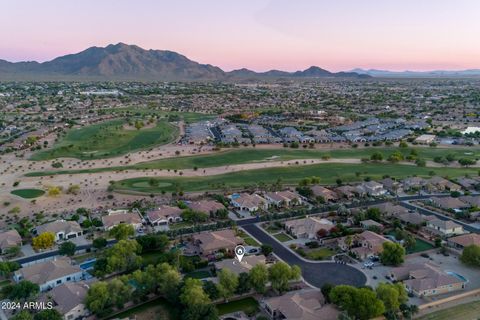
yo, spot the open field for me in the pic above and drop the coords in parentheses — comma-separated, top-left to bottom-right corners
(30, 119, 178, 160)
(25, 146, 480, 177)
(418, 300, 480, 320)
(10, 188, 45, 199)
(111, 162, 479, 194)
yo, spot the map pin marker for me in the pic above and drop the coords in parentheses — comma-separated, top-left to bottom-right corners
(235, 245, 245, 262)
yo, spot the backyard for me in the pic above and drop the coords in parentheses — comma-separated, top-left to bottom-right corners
(216, 297, 259, 316)
(418, 300, 480, 320)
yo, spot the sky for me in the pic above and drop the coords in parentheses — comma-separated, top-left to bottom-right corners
(1, 0, 480, 72)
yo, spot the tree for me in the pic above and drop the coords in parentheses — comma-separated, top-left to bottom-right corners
(203, 280, 220, 300)
(321, 283, 334, 303)
(47, 186, 62, 197)
(93, 237, 108, 250)
(105, 239, 143, 273)
(370, 152, 383, 161)
(58, 241, 76, 256)
(2, 281, 39, 300)
(32, 232, 55, 250)
(11, 311, 33, 320)
(261, 244, 273, 256)
(380, 242, 405, 266)
(236, 272, 251, 294)
(108, 223, 134, 240)
(155, 263, 182, 303)
(217, 268, 239, 300)
(5, 245, 21, 258)
(268, 262, 301, 293)
(376, 283, 407, 314)
(108, 278, 131, 309)
(330, 285, 385, 320)
(137, 234, 169, 253)
(249, 263, 269, 294)
(66, 184, 80, 195)
(458, 158, 477, 167)
(85, 282, 111, 316)
(415, 158, 426, 167)
(33, 310, 62, 320)
(0, 261, 20, 277)
(399, 141, 408, 148)
(180, 278, 216, 320)
(181, 209, 209, 224)
(460, 244, 480, 267)
(388, 151, 404, 163)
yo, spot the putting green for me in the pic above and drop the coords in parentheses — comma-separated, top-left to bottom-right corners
(30, 119, 178, 160)
(11, 189, 45, 199)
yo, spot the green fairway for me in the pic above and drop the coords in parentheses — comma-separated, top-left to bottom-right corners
(418, 301, 480, 320)
(111, 162, 479, 194)
(216, 297, 259, 316)
(98, 107, 215, 124)
(10, 188, 45, 199)
(30, 119, 178, 160)
(25, 146, 480, 177)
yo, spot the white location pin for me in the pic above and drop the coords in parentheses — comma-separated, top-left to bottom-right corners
(235, 245, 246, 262)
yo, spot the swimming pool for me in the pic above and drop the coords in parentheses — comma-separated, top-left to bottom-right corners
(446, 271, 468, 283)
(79, 258, 97, 271)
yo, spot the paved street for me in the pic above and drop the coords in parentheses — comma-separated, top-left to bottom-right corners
(242, 223, 367, 288)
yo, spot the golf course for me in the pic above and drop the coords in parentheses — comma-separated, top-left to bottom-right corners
(30, 119, 178, 160)
(111, 162, 479, 194)
(26, 146, 480, 177)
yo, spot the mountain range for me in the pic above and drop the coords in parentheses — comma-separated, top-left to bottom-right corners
(0, 43, 368, 81)
(1, 43, 479, 81)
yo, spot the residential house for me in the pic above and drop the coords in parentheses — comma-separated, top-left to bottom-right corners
(187, 200, 225, 215)
(360, 219, 384, 231)
(262, 289, 339, 320)
(102, 211, 142, 231)
(379, 177, 401, 193)
(456, 177, 480, 190)
(427, 177, 461, 192)
(0, 229, 22, 254)
(415, 134, 436, 144)
(430, 197, 469, 211)
(425, 219, 464, 237)
(459, 195, 480, 208)
(357, 181, 388, 197)
(230, 193, 269, 212)
(397, 212, 435, 226)
(265, 190, 302, 207)
(191, 230, 243, 256)
(214, 255, 267, 275)
(402, 177, 427, 190)
(447, 233, 480, 250)
(284, 217, 334, 239)
(334, 186, 357, 199)
(14, 257, 83, 292)
(310, 185, 339, 202)
(338, 230, 391, 259)
(389, 263, 466, 297)
(34, 220, 83, 242)
(146, 205, 183, 226)
(371, 202, 409, 218)
(49, 282, 89, 320)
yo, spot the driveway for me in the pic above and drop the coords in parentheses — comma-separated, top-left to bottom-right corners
(242, 224, 367, 288)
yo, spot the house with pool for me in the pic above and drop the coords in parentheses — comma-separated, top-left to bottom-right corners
(13, 257, 84, 292)
(389, 263, 467, 297)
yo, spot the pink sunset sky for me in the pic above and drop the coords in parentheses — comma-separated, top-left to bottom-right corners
(1, 0, 480, 72)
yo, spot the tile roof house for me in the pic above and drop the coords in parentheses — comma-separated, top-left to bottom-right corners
(334, 186, 357, 199)
(14, 257, 83, 292)
(402, 177, 427, 190)
(49, 282, 89, 319)
(214, 255, 267, 275)
(357, 181, 388, 197)
(34, 220, 83, 242)
(338, 230, 391, 259)
(187, 200, 225, 214)
(262, 289, 339, 320)
(230, 193, 269, 212)
(389, 263, 466, 297)
(430, 197, 469, 210)
(310, 185, 339, 202)
(191, 230, 244, 256)
(447, 233, 480, 250)
(379, 178, 401, 193)
(0, 229, 22, 254)
(360, 219, 384, 230)
(425, 219, 464, 237)
(397, 212, 436, 225)
(284, 217, 334, 239)
(146, 205, 183, 226)
(102, 211, 142, 231)
(265, 190, 302, 207)
(427, 177, 461, 192)
(459, 195, 480, 207)
(371, 202, 409, 217)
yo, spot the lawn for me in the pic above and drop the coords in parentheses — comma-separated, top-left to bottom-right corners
(185, 270, 211, 279)
(237, 229, 261, 247)
(111, 162, 479, 194)
(305, 248, 334, 260)
(168, 221, 194, 230)
(141, 251, 167, 266)
(216, 297, 259, 316)
(30, 119, 178, 160)
(273, 232, 293, 242)
(10, 188, 45, 199)
(407, 238, 435, 254)
(418, 300, 480, 320)
(105, 297, 178, 320)
(25, 146, 480, 177)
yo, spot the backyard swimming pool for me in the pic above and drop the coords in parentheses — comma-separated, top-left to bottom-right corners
(80, 258, 96, 270)
(446, 271, 468, 283)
